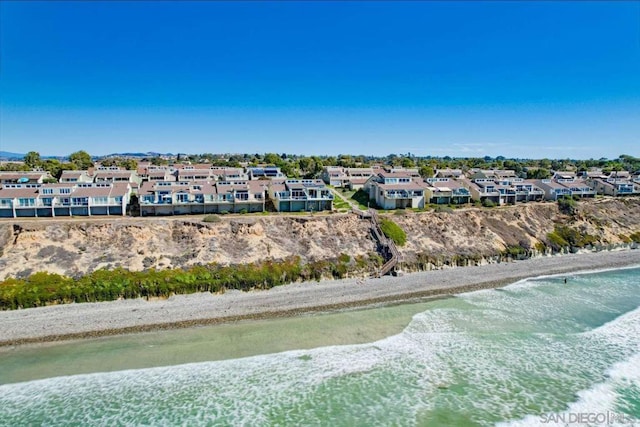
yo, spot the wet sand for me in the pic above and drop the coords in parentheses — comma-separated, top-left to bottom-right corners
(1, 250, 639, 346)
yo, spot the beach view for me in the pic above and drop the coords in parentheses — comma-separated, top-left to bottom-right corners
(0, 1, 639, 426)
(1, 265, 639, 425)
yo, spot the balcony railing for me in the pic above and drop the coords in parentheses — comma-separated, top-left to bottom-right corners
(385, 193, 410, 199)
(141, 195, 265, 205)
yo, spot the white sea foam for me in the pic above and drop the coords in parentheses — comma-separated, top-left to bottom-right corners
(499, 352, 640, 427)
(497, 304, 640, 427)
(518, 263, 640, 283)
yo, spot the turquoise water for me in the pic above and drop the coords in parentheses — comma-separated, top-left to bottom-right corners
(1, 267, 639, 426)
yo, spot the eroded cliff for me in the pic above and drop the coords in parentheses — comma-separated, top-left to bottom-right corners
(0, 198, 638, 280)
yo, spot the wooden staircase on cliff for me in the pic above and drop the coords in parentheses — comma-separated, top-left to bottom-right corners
(367, 209, 400, 278)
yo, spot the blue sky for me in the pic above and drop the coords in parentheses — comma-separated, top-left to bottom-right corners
(1, 1, 639, 158)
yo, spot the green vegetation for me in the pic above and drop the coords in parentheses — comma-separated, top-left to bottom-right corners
(618, 234, 632, 243)
(332, 194, 351, 210)
(630, 232, 640, 243)
(3, 150, 640, 183)
(338, 253, 351, 264)
(433, 205, 454, 213)
(502, 245, 528, 258)
(534, 242, 547, 253)
(69, 150, 94, 170)
(546, 225, 598, 251)
(0, 255, 381, 310)
(379, 218, 407, 246)
(203, 214, 221, 223)
(525, 168, 551, 179)
(482, 199, 496, 208)
(24, 151, 41, 168)
(99, 157, 138, 170)
(557, 197, 578, 215)
(351, 189, 374, 210)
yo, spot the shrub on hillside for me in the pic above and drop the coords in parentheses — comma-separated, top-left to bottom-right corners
(203, 214, 221, 223)
(546, 225, 598, 251)
(557, 197, 577, 215)
(503, 245, 527, 258)
(379, 218, 407, 246)
(338, 253, 351, 264)
(434, 205, 453, 213)
(618, 234, 632, 244)
(547, 231, 569, 250)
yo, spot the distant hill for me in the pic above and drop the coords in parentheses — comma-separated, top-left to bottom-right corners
(1, 151, 179, 161)
(0, 151, 25, 160)
(102, 152, 174, 158)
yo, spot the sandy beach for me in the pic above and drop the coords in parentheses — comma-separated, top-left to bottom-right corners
(1, 249, 639, 346)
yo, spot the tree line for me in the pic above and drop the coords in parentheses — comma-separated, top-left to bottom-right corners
(3, 150, 639, 181)
(2, 150, 137, 180)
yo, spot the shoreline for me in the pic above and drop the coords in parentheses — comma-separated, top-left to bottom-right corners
(1, 249, 639, 347)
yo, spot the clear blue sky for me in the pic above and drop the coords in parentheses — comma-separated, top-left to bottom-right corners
(1, 1, 639, 159)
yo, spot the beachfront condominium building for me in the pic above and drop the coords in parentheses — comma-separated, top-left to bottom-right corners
(321, 166, 349, 187)
(0, 171, 53, 185)
(59, 170, 93, 183)
(363, 170, 427, 209)
(138, 180, 268, 216)
(247, 166, 286, 180)
(588, 177, 639, 197)
(534, 177, 596, 201)
(423, 178, 471, 205)
(210, 167, 249, 182)
(0, 182, 131, 218)
(321, 166, 376, 190)
(268, 179, 333, 212)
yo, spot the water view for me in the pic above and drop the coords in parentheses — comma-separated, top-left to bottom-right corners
(1, 267, 639, 426)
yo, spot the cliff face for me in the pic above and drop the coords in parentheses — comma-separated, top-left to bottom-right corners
(393, 198, 640, 266)
(0, 198, 638, 280)
(0, 215, 376, 280)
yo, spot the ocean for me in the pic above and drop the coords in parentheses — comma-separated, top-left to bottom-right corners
(0, 266, 638, 426)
